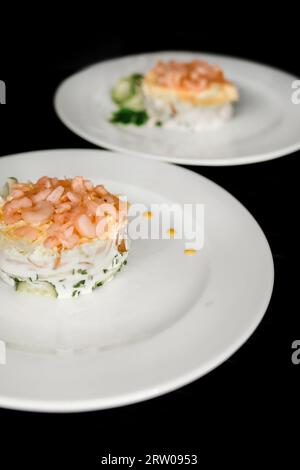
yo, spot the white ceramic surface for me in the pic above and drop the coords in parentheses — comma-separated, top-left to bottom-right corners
(55, 51, 300, 165)
(0, 149, 274, 412)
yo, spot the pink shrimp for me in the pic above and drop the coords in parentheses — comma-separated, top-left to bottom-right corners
(85, 198, 99, 216)
(0, 175, 125, 251)
(55, 202, 72, 214)
(13, 225, 39, 242)
(94, 185, 108, 197)
(22, 201, 54, 224)
(36, 176, 52, 189)
(12, 183, 29, 191)
(60, 233, 79, 249)
(71, 176, 85, 194)
(3, 213, 22, 224)
(96, 203, 117, 220)
(3, 197, 33, 223)
(44, 236, 60, 249)
(10, 189, 24, 199)
(62, 224, 74, 239)
(3, 196, 32, 214)
(150, 59, 227, 92)
(50, 178, 59, 186)
(96, 216, 111, 237)
(84, 179, 93, 191)
(53, 213, 66, 225)
(47, 185, 64, 203)
(66, 191, 81, 204)
(75, 214, 96, 238)
(31, 188, 52, 204)
(65, 207, 84, 226)
(46, 223, 61, 236)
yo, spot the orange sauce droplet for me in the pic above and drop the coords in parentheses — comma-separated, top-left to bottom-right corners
(167, 228, 176, 237)
(184, 248, 197, 255)
(118, 239, 127, 253)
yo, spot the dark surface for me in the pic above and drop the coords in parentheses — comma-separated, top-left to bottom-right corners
(0, 20, 299, 465)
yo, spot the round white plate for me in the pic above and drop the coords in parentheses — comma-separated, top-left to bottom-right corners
(55, 51, 300, 166)
(0, 149, 274, 412)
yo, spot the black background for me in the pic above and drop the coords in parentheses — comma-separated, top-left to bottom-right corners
(0, 11, 299, 466)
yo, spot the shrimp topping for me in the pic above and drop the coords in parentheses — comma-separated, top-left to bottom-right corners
(148, 59, 228, 92)
(0, 176, 127, 251)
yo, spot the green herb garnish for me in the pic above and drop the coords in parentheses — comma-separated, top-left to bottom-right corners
(131, 73, 144, 85)
(78, 269, 88, 275)
(93, 280, 104, 290)
(110, 108, 149, 126)
(73, 280, 85, 288)
(12, 277, 21, 290)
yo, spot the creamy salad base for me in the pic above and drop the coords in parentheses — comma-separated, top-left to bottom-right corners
(0, 231, 128, 298)
(0, 176, 129, 299)
(144, 97, 234, 131)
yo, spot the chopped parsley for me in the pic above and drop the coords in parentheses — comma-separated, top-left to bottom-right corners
(110, 108, 149, 126)
(78, 269, 88, 275)
(73, 280, 85, 288)
(12, 277, 21, 289)
(110, 73, 148, 126)
(93, 280, 104, 290)
(131, 73, 144, 83)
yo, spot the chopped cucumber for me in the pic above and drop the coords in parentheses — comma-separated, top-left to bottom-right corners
(110, 73, 147, 126)
(122, 93, 145, 111)
(111, 74, 144, 106)
(1, 177, 18, 199)
(111, 78, 133, 105)
(0, 270, 16, 287)
(16, 280, 58, 298)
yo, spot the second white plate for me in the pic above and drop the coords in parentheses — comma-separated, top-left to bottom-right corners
(55, 51, 300, 165)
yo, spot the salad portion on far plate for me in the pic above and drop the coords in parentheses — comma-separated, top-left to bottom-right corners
(55, 51, 300, 165)
(110, 59, 239, 130)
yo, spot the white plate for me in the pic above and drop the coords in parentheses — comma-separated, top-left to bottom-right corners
(0, 149, 274, 412)
(55, 51, 300, 166)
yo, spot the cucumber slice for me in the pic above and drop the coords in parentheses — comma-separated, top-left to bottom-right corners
(122, 93, 145, 111)
(1, 177, 18, 199)
(111, 78, 132, 105)
(16, 280, 58, 298)
(111, 74, 144, 106)
(0, 269, 16, 287)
